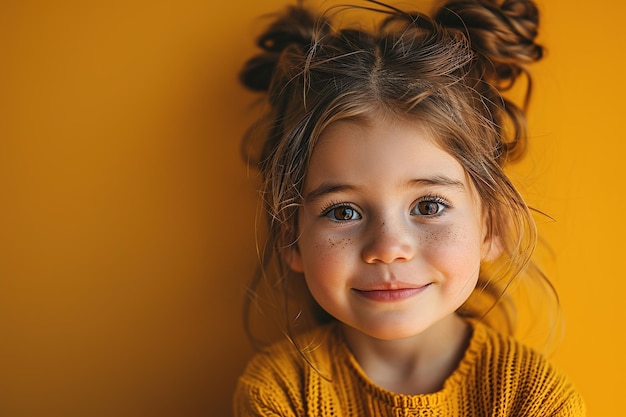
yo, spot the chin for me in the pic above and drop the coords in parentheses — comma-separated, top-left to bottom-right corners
(357, 322, 434, 341)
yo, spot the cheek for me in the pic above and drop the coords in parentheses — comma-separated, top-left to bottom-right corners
(316, 235, 353, 257)
(302, 234, 353, 276)
(419, 224, 482, 274)
(300, 235, 354, 305)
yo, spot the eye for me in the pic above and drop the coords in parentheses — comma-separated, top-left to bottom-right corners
(412, 197, 449, 217)
(323, 205, 362, 222)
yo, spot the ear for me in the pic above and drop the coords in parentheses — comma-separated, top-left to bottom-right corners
(479, 208, 505, 263)
(282, 243, 304, 273)
(481, 232, 504, 263)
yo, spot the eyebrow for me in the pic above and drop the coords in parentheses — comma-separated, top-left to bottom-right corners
(304, 183, 360, 204)
(304, 175, 466, 203)
(408, 176, 466, 190)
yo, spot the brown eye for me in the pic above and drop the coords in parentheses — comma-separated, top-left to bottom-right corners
(417, 201, 440, 215)
(412, 198, 448, 217)
(333, 207, 358, 220)
(324, 205, 361, 222)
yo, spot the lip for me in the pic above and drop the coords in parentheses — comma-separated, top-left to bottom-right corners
(352, 283, 432, 302)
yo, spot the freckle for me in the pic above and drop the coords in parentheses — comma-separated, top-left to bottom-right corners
(421, 227, 458, 245)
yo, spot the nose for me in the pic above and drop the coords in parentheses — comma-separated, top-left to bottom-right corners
(361, 218, 416, 264)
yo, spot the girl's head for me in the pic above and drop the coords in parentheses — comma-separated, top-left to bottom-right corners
(240, 0, 546, 342)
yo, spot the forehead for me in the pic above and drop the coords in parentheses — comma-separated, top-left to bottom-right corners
(307, 117, 468, 188)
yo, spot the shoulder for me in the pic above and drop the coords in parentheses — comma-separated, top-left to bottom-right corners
(237, 324, 338, 384)
(467, 320, 586, 416)
(233, 324, 340, 417)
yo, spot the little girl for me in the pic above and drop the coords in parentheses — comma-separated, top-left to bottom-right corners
(234, 0, 585, 415)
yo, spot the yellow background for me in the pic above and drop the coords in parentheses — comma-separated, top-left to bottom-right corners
(0, 0, 623, 416)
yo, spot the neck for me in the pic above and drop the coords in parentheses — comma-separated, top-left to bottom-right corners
(341, 314, 471, 395)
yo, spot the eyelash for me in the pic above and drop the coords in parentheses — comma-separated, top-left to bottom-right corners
(320, 201, 360, 222)
(318, 194, 452, 220)
(413, 194, 451, 217)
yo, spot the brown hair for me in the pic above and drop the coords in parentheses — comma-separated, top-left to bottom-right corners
(239, 0, 555, 348)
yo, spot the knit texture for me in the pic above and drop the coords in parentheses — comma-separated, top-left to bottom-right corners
(234, 320, 585, 416)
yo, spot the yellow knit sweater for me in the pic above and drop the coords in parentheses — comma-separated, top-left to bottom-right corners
(234, 320, 585, 416)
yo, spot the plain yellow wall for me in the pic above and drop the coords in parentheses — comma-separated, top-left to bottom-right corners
(0, 0, 623, 416)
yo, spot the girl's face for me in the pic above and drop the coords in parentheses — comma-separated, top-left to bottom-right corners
(287, 117, 499, 341)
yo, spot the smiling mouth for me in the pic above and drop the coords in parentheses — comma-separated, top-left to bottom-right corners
(352, 284, 432, 302)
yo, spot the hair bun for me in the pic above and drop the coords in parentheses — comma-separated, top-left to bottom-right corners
(240, 6, 323, 92)
(434, 0, 543, 88)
